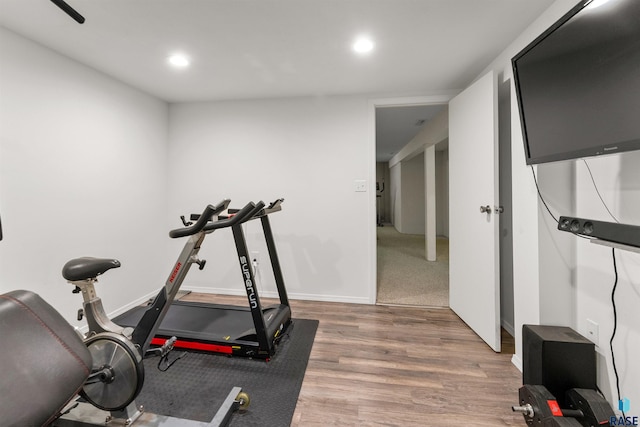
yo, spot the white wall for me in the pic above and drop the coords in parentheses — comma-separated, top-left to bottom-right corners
(166, 96, 373, 304)
(389, 108, 449, 237)
(574, 154, 640, 407)
(399, 154, 425, 235)
(473, 0, 640, 409)
(0, 27, 169, 326)
(389, 108, 448, 167)
(390, 162, 401, 230)
(537, 161, 575, 327)
(435, 148, 449, 237)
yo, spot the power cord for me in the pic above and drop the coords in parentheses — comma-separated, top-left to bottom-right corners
(531, 161, 621, 225)
(582, 159, 620, 223)
(530, 166, 589, 240)
(252, 258, 261, 293)
(530, 166, 559, 224)
(582, 159, 625, 414)
(532, 162, 626, 412)
(609, 247, 625, 418)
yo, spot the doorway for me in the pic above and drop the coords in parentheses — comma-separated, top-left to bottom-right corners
(498, 77, 515, 346)
(372, 98, 450, 307)
(369, 84, 515, 354)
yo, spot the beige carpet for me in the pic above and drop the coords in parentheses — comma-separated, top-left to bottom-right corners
(376, 225, 449, 307)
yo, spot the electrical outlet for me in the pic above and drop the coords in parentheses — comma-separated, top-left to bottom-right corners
(586, 319, 599, 345)
(251, 251, 260, 265)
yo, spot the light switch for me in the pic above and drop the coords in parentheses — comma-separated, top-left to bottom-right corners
(354, 180, 367, 192)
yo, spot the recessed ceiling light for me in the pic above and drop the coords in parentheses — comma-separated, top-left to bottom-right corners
(353, 37, 374, 54)
(168, 54, 190, 68)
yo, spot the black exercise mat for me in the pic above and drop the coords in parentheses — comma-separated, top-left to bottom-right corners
(135, 318, 318, 427)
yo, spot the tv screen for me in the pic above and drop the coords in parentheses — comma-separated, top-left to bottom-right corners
(512, 0, 640, 165)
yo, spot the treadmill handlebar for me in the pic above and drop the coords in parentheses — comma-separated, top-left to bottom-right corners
(239, 201, 267, 225)
(227, 198, 283, 219)
(202, 201, 264, 231)
(267, 198, 284, 210)
(263, 198, 284, 215)
(169, 199, 230, 238)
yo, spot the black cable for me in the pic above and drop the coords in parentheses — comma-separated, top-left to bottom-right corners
(531, 163, 627, 416)
(582, 160, 620, 223)
(609, 248, 625, 418)
(157, 350, 187, 372)
(275, 320, 294, 345)
(533, 163, 625, 415)
(50, 0, 85, 24)
(530, 166, 591, 240)
(582, 161, 626, 416)
(530, 166, 559, 224)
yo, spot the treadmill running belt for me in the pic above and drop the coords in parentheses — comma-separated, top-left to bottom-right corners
(114, 300, 291, 358)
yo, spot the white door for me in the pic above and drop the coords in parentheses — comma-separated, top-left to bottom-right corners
(449, 70, 501, 352)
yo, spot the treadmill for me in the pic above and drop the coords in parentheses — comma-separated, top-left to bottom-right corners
(115, 199, 292, 360)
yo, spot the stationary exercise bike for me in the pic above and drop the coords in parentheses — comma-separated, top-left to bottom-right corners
(376, 181, 385, 227)
(0, 200, 259, 426)
(58, 199, 263, 426)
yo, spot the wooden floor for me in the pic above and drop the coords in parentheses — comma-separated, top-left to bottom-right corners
(183, 293, 523, 427)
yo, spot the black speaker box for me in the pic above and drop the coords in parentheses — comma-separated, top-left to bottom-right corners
(523, 325, 596, 406)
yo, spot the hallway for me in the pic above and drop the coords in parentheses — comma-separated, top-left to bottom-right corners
(376, 225, 449, 307)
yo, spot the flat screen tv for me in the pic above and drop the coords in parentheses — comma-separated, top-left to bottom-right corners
(512, 0, 640, 165)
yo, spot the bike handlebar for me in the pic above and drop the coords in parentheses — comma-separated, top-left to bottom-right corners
(169, 199, 230, 238)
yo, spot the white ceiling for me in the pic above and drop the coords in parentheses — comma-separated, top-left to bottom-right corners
(376, 104, 445, 161)
(0, 0, 555, 157)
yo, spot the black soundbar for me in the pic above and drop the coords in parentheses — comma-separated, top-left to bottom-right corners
(558, 216, 640, 248)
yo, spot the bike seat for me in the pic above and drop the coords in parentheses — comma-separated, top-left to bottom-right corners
(62, 257, 121, 281)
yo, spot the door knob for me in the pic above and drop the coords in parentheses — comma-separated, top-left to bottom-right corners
(480, 205, 491, 213)
(495, 206, 504, 214)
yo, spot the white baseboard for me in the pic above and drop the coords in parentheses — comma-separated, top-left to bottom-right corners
(289, 292, 371, 305)
(501, 319, 515, 336)
(182, 286, 371, 305)
(77, 289, 159, 334)
(111, 289, 160, 317)
(511, 354, 523, 372)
